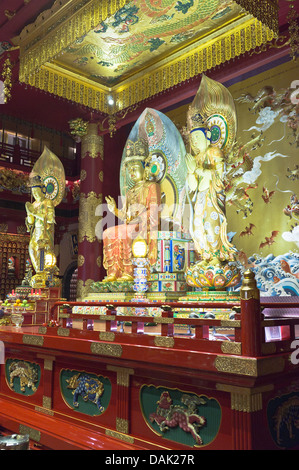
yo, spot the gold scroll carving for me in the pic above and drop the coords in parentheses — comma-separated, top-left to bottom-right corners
(78, 191, 102, 243)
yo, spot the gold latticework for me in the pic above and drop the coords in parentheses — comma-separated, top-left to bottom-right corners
(78, 191, 103, 243)
(234, 0, 279, 33)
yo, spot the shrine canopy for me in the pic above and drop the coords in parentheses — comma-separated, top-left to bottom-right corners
(14, 0, 278, 116)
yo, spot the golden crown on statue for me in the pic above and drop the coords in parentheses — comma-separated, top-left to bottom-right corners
(124, 138, 149, 164)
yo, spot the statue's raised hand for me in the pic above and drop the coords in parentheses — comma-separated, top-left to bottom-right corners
(105, 196, 117, 214)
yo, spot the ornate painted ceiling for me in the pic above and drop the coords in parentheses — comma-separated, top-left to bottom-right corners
(13, 0, 279, 115)
(0, 0, 295, 133)
(55, 0, 257, 87)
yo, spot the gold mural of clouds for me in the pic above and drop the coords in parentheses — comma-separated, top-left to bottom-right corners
(228, 60, 298, 259)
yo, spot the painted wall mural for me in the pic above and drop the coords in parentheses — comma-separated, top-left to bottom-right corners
(167, 59, 299, 296)
(229, 60, 299, 296)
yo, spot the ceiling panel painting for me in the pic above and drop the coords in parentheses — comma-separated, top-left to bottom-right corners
(16, 0, 279, 114)
(57, 0, 242, 87)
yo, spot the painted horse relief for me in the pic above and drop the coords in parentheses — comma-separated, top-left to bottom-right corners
(7, 360, 40, 395)
(268, 392, 299, 448)
(141, 386, 221, 447)
(149, 391, 206, 445)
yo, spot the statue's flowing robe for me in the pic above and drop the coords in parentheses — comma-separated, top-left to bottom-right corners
(186, 146, 237, 263)
(103, 181, 161, 279)
(26, 199, 55, 273)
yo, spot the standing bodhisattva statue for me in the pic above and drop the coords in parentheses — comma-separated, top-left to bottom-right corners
(185, 75, 241, 289)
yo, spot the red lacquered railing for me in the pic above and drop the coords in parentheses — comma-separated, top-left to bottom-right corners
(48, 270, 299, 359)
(49, 299, 241, 356)
(260, 301, 299, 350)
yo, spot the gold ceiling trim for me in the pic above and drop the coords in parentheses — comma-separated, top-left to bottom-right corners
(17, 0, 278, 114)
(18, 0, 131, 82)
(22, 17, 275, 114)
(115, 17, 275, 112)
(234, 0, 278, 34)
(27, 62, 110, 114)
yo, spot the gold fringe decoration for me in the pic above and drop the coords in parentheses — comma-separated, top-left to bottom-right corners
(287, 2, 299, 61)
(18, 0, 277, 114)
(18, 0, 131, 83)
(115, 18, 275, 113)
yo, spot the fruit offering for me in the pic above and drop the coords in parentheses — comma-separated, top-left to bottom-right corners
(42, 320, 59, 327)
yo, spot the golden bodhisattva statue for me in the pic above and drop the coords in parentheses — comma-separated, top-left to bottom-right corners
(25, 147, 65, 288)
(103, 138, 161, 282)
(185, 75, 241, 290)
(26, 175, 57, 286)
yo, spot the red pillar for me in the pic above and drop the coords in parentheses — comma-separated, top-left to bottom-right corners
(77, 122, 104, 300)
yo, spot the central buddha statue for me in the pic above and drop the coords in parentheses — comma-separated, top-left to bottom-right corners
(103, 138, 161, 282)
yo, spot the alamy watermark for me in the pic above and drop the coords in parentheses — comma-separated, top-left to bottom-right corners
(95, 200, 185, 241)
(0, 341, 4, 364)
(290, 80, 299, 105)
(290, 340, 299, 365)
(0, 81, 5, 104)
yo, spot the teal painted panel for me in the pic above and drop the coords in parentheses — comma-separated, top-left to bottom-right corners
(140, 385, 221, 447)
(267, 391, 299, 448)
(60, 369, 112, 417)
(5, 359, 41, 396)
